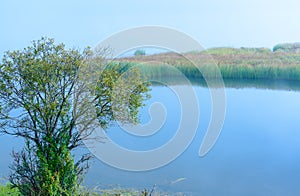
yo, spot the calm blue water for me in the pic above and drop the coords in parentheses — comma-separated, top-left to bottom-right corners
(1, 84, 300, 195)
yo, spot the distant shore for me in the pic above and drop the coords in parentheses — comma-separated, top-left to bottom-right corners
(113, 46, 300, 82)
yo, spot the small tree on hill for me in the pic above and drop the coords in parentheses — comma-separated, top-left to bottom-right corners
(134, 49, 146, 56)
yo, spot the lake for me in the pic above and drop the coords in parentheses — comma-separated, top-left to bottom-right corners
(1, 80, 300, 195)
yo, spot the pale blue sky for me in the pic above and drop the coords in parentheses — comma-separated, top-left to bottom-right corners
(0, 0, 299, 54)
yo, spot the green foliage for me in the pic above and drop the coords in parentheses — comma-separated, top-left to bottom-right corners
(0, 184, 103, 196)
(93, 62, 150, 128)
(273, 43, 300, 53)
(0, 184, 20, 196)
(134, 50, 146, 56)
(10, 139, 79, 195)
(0, 37, 149, 195)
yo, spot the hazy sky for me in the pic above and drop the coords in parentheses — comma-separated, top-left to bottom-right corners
(0, 0, 299, 54)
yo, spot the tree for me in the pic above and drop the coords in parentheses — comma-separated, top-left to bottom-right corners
(0, 37, 149, 195)
(134, 49, 146, 56)
(273, 43, 300, 53)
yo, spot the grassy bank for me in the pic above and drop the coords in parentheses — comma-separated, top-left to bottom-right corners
(0, 185, 179, 196)
(114, 47, 300, 81)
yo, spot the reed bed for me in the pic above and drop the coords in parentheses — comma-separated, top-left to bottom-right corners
(112, 48, 300, 81)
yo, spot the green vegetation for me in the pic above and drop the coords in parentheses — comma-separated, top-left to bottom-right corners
(0, 184, 179, 196)
(0, 184, 103, 196)
(0, 38, 149, 195)
(115, 45, 300, 82)
(273, 43, 300, 53)
(204, 47, 271, 55)
(0, 184, 20, 196)
(134, 49, 146, 56)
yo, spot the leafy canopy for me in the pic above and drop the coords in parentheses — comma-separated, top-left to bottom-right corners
(0, 37, 149, 195)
